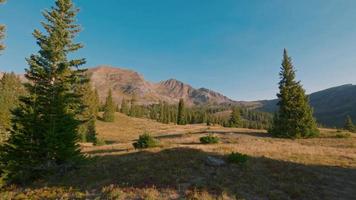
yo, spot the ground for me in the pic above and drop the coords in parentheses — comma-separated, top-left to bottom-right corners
(1, 113, 356, 200)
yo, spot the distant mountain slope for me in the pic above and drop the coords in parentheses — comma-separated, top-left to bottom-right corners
(87, 66, 236, 106)
(256, 84, 356, 127)
(2, 66, 355, 127)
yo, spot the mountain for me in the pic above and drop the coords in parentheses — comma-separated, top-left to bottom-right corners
(256, 84, 356, 127)
(87, 66, 236, 106)
(2, 66, 355, 127)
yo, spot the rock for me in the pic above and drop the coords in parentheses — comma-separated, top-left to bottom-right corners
(205, 156, 226, 167)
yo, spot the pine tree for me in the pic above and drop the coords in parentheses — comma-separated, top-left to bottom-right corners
(269, 49, 318, 138)
(344, 116, 355, 132)
(103, 89, 115, 122)
(0, 0, 86, 184)
(0, 73, 25, 142)
(229, 107, 241, 127)
(0, 0, 5, 53)
(128, 95, 138, 117)
(76, 80, 99, 143)
(177, 99, 185, 125)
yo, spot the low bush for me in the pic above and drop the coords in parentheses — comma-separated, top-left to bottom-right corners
(133, 133, 159, 149)
(200, 134, 219, 144)
(95, 138, 106, 146)
(335, 132, 351, 138)
(227, 152, 248, 165)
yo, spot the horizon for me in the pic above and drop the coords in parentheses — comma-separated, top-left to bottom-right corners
(1, 0, 356, 101)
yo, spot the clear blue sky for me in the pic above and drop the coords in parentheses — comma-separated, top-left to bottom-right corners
(1, 0, 356, 101)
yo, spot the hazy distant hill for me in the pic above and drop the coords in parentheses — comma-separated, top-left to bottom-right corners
(87, 66, 236, 106)
(256, 84, 356, 127)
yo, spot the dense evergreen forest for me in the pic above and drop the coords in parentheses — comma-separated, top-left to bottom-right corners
(115, 98, 272, 129)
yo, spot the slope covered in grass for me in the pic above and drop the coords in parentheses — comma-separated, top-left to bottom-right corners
(2, 114, 356, 199)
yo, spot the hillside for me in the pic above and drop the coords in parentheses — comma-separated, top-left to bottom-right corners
(256, 84, 356, 127)
(87, 66, 235, 106)
(3, 113, 356, 199)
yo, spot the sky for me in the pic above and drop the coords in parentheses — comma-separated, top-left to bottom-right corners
(1, 0, 356, 101)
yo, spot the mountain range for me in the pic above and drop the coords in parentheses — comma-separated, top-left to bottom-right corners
(1, 66, 355, 127)
(87, 66, 237, 106)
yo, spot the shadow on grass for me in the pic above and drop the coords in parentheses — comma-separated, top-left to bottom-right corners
(84, 148, 129, 154)
(38, 147, 356, 200)
(155, 130, 271, 140)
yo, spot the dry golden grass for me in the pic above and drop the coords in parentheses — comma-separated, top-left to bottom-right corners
(1, 113, 356, 199)
(95, 113, 208, 143)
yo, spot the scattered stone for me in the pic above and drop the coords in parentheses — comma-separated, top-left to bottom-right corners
(205, 156, 226, 167)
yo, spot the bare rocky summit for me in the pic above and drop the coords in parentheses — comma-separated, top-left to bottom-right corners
(87, 66, 236, 105)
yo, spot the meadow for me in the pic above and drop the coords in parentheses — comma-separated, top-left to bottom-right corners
(1, 113, 355, 199)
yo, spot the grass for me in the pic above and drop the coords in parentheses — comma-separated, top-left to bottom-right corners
(1, 113, 356, 199)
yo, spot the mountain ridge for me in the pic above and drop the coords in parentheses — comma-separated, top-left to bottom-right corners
(87, 65, 236, 106)
(2, 66, 355, 127)
(255, 84, 356, 127)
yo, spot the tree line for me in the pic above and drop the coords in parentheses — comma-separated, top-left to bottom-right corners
(103, 93, 273, 129)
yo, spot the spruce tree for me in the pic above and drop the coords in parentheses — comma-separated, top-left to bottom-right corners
(76, 80, 99, 143)
(0, 0, 86, 184)
(120, 98, 129, 115)
(103, 89, 115, 122)
(0, 0, 5, 53)
(269, 49, 318, 138)
(344, 116, 355, 132)
(177, 98, 185, 125)
(229, 107, 241, 128)
(0, 73, 25, 142)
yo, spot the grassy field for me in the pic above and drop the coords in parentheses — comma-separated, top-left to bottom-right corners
(1, 113, 356, 199)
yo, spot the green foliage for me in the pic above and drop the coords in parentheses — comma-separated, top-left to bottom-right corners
(229, 107, 241, 127)
(0, 0, 5, 52)
(95, 138, 106, 146)
(119, 99, 272, 129)
(0, 73, 25, 142)
(76, 80, 99, 143)
(103, 89, 115, 122)
(269, 49, 319, 138)
(128, 96, 146, 118)
(200, 134, 219, 144)
(133, 133, 159, 149)
(335, 132, 351, 138)
(227, 152, 248, 165)
(0, 0, 85, 185)
(177, 98, 186, 125)
(343, 116, 355, 133)
(120, 98, 129, 115)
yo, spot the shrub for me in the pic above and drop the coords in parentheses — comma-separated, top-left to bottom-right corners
(95, 138, 106, 146)
(227, 152, 248, 165)
(133, 133, 159, 149)
(200, 134, 219, 144)
(335, 132, 351, 138)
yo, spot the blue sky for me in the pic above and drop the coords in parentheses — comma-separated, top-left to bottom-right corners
(1, 0, 356, 100)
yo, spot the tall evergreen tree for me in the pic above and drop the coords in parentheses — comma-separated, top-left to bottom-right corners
(103, 89, 115, 122)
(177, 98, 185, 125)
(0, 0, 5, 53)
(344, 116, 355, 132)
(0, 73, 25, 142)
(120, 98, 129, 115)
(0, 0, 86, 184)
(229, 107, 241, 128)
(76, 80, 99, 143)
(269, 49, 318, 138)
